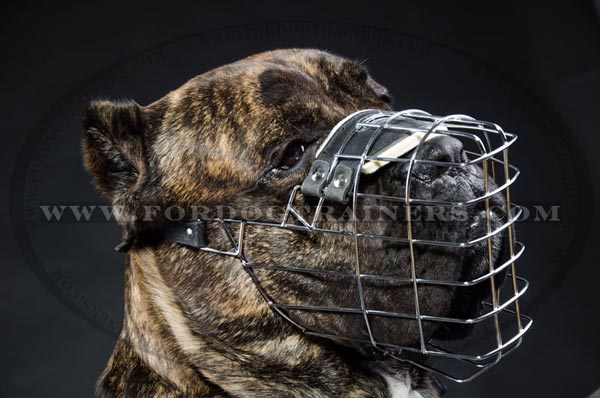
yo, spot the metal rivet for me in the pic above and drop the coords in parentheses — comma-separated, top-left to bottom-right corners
(186, 228, 193, 236)
(332, 173, 348, 188)
(311, 167, 325, 181)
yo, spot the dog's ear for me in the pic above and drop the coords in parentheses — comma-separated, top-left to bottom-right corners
(82, 100, 149, 238)
(82, 99, 147, 199)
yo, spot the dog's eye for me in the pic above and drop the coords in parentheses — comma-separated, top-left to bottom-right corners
(276, 142, 305, 170)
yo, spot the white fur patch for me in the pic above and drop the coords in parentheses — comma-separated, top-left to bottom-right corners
(381, 374, 425, 398)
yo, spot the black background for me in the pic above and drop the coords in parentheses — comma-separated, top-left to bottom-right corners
(2, 1, 600, 398)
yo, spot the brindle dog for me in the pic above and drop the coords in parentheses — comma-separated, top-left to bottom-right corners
(82, 49, 506, 398)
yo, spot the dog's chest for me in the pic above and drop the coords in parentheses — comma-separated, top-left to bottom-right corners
(381, 374, 426, 398)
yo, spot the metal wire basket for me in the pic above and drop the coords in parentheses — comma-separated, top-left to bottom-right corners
(188, 109, 532, 382)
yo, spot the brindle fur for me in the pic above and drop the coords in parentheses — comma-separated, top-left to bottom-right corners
(83, 49, 502, 398)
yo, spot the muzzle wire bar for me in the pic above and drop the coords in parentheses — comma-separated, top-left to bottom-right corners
(189, 109, 531, 382)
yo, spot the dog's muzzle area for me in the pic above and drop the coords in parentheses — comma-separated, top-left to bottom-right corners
(162, 109, 532, 382)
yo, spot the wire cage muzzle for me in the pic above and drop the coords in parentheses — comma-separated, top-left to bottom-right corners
(175, 109, 532, 383)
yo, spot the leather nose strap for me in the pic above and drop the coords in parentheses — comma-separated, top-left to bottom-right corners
(301, 109, 443, 203)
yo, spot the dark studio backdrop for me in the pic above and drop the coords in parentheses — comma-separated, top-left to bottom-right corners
(1, 1, 599, 397)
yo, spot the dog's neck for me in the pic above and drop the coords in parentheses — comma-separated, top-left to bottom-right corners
(96, 248, 438, 398)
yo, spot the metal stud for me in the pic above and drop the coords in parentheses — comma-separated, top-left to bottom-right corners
(311, 167, 325, 181)
(332, 172, 349, 188)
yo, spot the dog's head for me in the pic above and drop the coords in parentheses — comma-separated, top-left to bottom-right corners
(83, 49, 506, 360)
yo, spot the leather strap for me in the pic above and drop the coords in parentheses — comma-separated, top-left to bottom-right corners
(114, 220, 208, 252)
(161, 220, 208, 249)
(301, 110, 431, 203)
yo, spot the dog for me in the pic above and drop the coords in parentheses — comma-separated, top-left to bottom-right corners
(82, 49, 506, 398)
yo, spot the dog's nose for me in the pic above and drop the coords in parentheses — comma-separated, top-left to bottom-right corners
(409, 136, 465, 178)
(420, 136, 464, 164)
